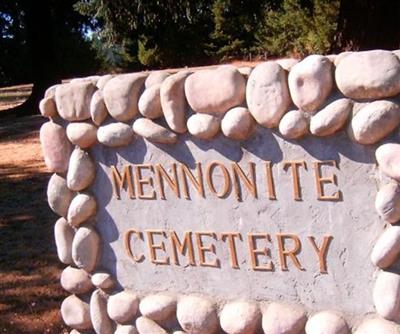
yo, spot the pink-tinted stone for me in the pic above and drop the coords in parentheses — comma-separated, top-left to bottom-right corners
(376, 143, 400, 181)
(40, 121, 72, 173)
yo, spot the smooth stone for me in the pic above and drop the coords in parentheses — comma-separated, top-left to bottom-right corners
(90, 289, 114, 334)
(103, 73, 147, 121)
(221, 107, 255, 141)
(333, 52, 354, 66)
(67, 193, 97, 227)
(138, 85, 163, 119)
(70, 75, 100, 85)
(310, 98, 353, 136)
(376, 143, 400, 181)
(39, 96, 57, 118)
(139, 294, 177, 322)
(96, 74, 114, 90)
(97, 122, 134, 147)
(187, 113, 220, 139)
(145, 71, 170, 88)
(133, 118, 177, 144)
(44, 84, 60, 98)
(66, 122, 98, 148)
(373, 270, 400, 321)
(114, 325, 139, 334)
(160, 71, 189, 133)
(375, 182, 400, 223)
(354, 317, 400, 334)
(288, 55, 333, 112)
(335, 50, 400, 99)
(72, 226, 100, 273)
(185, 65, 246, 115)
(47, 173, 74, 217)
(54, 217, 74, 264)
(67, 148, 96, 191)
(69, 330, 82, 334)
(220, 301, 261, 334)
(350, 100, 400, 144)
(246, 62, 291, 128)
(107, 291, 139, 324)
(262, 302, 307, 334)
(176, 295, 219, 334)
(40, 121, 72, 173)
(60, 266, 93, 294)
(238, 67, 252, 77)
(61, 295, 92, 330)
(279, 110, 309, 139)
(276, 58, 299, 71)
(136, 316, 167, 334)
(91, 272, 115, 289)
(55, 81, 97, 121)
(305, 311, 349, 334)
(90, 90, 108, 126)
(371, 225, 400, 268)
(326, 54, 337, 63)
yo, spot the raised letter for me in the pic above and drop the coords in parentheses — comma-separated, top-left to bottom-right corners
(155, 163, 180, 199)
(247, 233, 273, 271)
(308, 235, 333, 273)
(146, 230, 169, 265)
(169, 231, 195, 266)
(313, 161, 341, 201)
(180, 163, 205, 199)
(283, 160, 306, 200)
(231, 162, 257, 201)
(276, 234, 304, 271)
(195, 232, 220, 268)
(124, 229, 144, 262)
(206, 162, 231, 198)
(135, 164, 156, 199)
(111, 165, 135, 199)
(264, 161, 277, 200)
(221, 232, 241, 269)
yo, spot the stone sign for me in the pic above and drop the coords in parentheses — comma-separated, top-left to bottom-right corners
(40, 50, 400, 333)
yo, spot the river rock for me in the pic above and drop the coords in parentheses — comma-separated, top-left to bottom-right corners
(279, 110, 309, 139)
(91, 289, 114, 334)
(96, 74, 114, 90)
(60, 266, 93, 294)
(246, 62, 291, 128)
(136, 316, 167, 334)
(40, 121, 72, 173)
(238, 67, 252, 77)
(145, 71, 170, 88)
(66, 122, 98, 148)
(91, 272, 115, 289)
(72, 226, 100, 273)
(176, 295, 219, 334)
(373, 270, 400, 321)
(376, 143, 400, 181)
(333, 52, 354, 67)
(262, 302, 307, 334)
(335, 50, 400, 99)
(67, 193, 97, 227)
(221, 107, 255, 141)
(97, 122, 134, 147)
(133, 118, 177, 144)
(350, 100, 400, 145)
(288, 55, 333, 112)
(39, 96, 57, 118)
(276, 58, 299, 71)
(67, 148, 96, 191)
(160, 71, 189, 133)
(371, 225, 400, 268)
(107, 290, 139, 324)
(375, 183, 400, 223)
(187, 113, 220, 139)
(44, 84, 59, 98)
(70, 75, 100, 86)
(185, 65, 246, 115)
(138, 85, 163, 119)
(220, 301, 261, 334)
(115, 325, 139, 334)
(54, 217, 74, 264)
(139, 294, 177, 322)
(305, 311, 349, 334)
(47, 173, 74, 217)
(103, 73, 147, 121)
(90, 90, 108, 126)
(55, 81, 97, 121)
(61, 295, 92, 330)
(310, 98, 352, 136)
(354, 317, 400, 334)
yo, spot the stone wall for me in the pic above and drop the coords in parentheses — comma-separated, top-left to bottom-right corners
(40, 49, 400, 333)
